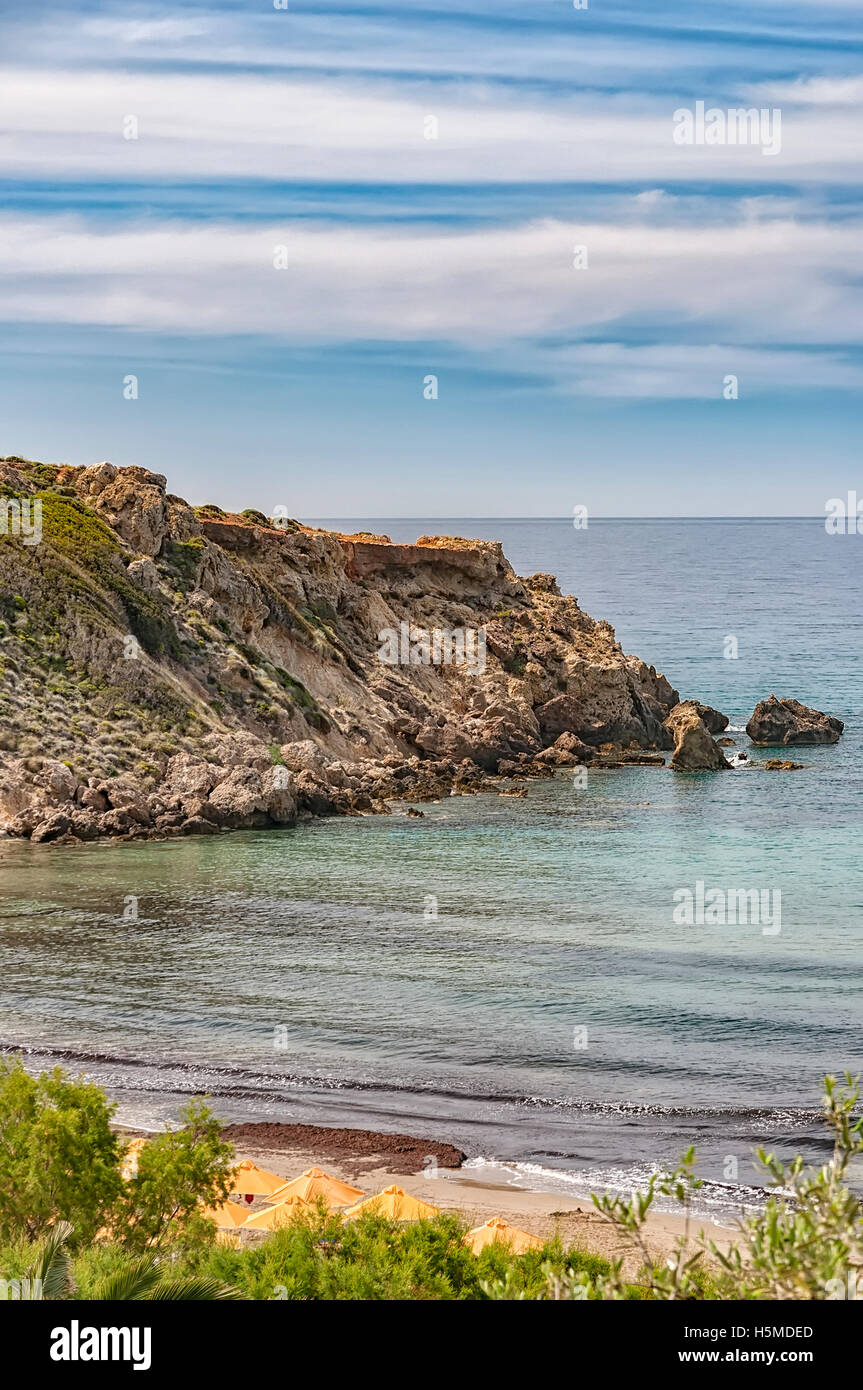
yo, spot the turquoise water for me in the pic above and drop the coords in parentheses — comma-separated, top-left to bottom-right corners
(1, 519, 860, 1216)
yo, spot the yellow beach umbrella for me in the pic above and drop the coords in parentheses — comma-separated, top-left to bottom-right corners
(200, 1200, 251, 1229)
(229, 1159, 287, 1198)
(241, 1195, 314, 1230)
(120, 1137, 148, 1181)
(268, 1167, 365, 1210)
(342, 1184, 439, 1223)
(463, 1217, 544, 1256)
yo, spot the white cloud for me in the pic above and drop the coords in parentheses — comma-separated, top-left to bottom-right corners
(81, 19, 211, 45)
(0, 67, 861, 184)
(756, 74, 863, 105)
(1, 212, 861, 396)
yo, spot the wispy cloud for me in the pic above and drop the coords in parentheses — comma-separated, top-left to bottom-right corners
(2, 0, 863, 491)
(2, 210, 861, 398)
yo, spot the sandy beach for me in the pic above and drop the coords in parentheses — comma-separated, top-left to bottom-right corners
(199, 1123, 737, 1279)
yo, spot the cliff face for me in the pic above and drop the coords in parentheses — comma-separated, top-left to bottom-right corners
(0, 457, 681, 842)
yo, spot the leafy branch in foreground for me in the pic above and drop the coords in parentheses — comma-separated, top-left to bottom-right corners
(487, 1074, 863, 1301)
(12, 1223, 240, 1301)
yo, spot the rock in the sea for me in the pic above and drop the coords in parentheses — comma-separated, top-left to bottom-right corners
(30, 811, 73, 843)
(764, 759, 804, 771)
(665, 703, 730, 771)
(746, 696, 844, 746)
(688, 701, 729, 735)
(534, 731, 593, 767)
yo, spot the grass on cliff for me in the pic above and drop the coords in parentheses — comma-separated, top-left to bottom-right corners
(30, 493, 181, 658)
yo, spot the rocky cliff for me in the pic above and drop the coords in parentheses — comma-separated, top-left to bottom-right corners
(0, 456, 689, 843)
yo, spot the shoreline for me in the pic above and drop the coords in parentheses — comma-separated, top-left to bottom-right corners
(118, 1118, 738, 1275)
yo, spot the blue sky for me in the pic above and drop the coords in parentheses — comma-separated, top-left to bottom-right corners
(1, 0, 862, 516)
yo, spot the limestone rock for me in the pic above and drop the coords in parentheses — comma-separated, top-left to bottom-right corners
(202, 732, 272, 772)
(665, 704, 730, 771)
(746, 696, 843, 746)
(687, 701, 729, 734)
(206, 765, 296, 828)
(535, 694, 584, 741)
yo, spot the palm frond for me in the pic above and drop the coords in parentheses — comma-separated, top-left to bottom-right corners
(92, 1256, 163, 1301)
(25, 1219, 74, 1300)
(145, 1276, 243, 1301)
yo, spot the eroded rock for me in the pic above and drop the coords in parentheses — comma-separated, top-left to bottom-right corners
(746, 696, 844, 746)
(666, 703, 730, 771)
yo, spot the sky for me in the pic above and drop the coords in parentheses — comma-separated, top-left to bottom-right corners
(1, 0, 862, 517)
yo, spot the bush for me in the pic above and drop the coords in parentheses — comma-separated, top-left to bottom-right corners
(0, 1056, 122, 1246)
(0, 1058, 235, 1254)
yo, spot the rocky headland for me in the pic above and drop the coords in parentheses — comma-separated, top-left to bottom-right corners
(0, 457, 840, 844)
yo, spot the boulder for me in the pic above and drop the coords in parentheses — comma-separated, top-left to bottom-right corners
(414, 720, 479, 765)
(179, 816, 219, 835)
(665, 704, 730, 771)
(34, 760, 78, 806)
(94, 778, 151, 825)
(30, 812, 73, 843)
(535, 731, 593, 767)
(205, 765, 296, 828)
(78, 783, 110, 813)
(69, 811, 102, 841)
(202, 732, 272, 771)
(77, 464, 169, 556)
(685, 701, 729, 735)
(746, 696, 844, 746)
(163, 752, 220, 798)
(279, 740, 333, 776)
(127, 557, 159, 593)
(293, 769, 337, 816)
(535, 694, 584, 742)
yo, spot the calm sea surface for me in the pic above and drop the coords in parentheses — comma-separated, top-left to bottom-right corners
(1, 519, 860, 1217)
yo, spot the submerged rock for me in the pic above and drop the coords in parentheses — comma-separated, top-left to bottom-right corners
(746, 696, 843, 746)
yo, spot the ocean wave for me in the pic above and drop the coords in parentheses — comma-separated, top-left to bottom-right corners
(462, 1156, 772, 1220)
(1, 1039, 820, 1126)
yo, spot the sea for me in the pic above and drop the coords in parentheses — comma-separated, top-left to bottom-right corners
(1, 518, 860, 1220)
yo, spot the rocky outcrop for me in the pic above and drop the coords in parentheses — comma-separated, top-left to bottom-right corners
(688, 701, 729, 735)
(665, 703, 731, 771)
(746, 696, 844, 746)
(3, 736, 297, 844)
(0, 453, 723, 843)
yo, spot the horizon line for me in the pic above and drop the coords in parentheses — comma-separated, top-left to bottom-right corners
(302, 515, 833, 522)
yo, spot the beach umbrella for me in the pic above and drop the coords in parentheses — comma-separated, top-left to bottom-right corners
(240, 1195, 314, 1230)
(267, 1167, 365, 1210)
(200, 1200, 250, 1229)
(228, 1160, 286, 1199)
(342, 1184, 439, 1223)
(463, 1217, 544, 1256)
(120, 1137, 148, 1181)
